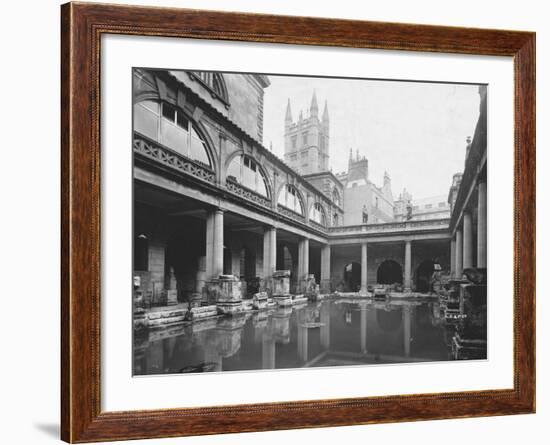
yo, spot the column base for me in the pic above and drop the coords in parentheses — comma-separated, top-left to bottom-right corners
(320, 279, 332, 294)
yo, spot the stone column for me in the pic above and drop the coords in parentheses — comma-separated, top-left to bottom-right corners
(297, 324, 308, 362)
(297, 238, 310, 293)
(450, 238, 456, 278)
(320, 303, 330, 349)
(463, 211, 473, 269)
(403, 305, 411, 357)
(262, 332, 276, 369)
(262, 226, 276, 279)
(196, 256, 206, 293)
(205, 212, 215, 279)
(303, 239, 309, 277)
(360, 242, 368, 294)
(269, 227, 277, 277)
(404, 240, 412, 291)
(455, 228, 463, 279)
(360, 304, 368, 353)
(477, 181, 487, 268)
(320, 244, 331, 293)
(212, 209, 224, 278)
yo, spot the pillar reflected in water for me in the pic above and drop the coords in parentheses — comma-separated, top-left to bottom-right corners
(360, 303, 368, 354)
(403, 305, 412, 357)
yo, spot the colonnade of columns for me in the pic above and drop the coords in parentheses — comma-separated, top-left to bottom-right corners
(357, 240, 414, 295)
(203, 209, 439, 295)
(450, 178, 487, 278)
(204, 209, 332, 292)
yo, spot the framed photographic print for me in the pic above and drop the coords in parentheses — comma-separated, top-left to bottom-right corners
(61, 2, 535, 442)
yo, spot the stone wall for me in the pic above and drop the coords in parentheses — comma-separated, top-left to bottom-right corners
(330, 241, 450, 291)
(225, 74, 265, 143)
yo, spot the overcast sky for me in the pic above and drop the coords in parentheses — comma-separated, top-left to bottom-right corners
(262, 75, 481, 200)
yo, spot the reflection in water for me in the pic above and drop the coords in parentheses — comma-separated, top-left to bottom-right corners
(133, 299, 477, 376)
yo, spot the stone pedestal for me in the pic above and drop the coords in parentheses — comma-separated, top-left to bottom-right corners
(320, 279, 332, 294)
(189, 292, 203, 308)
(207, 274, 244, 315)
(252, 291, 269, 310)
(273, 295, 293, 306)
(166, 290, 178, 306)
(184, 305, 218, 321)
(133, 307, 148, 331)
(272, 270, 291, 296)
(301, 274, 318, 299)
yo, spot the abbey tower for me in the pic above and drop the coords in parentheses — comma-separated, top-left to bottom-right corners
(284, 91, 330, 175)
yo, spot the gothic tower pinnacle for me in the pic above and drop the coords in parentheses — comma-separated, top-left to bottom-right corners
(310, 90, 319, 118)
(285, 98, 293, 128)
(322, 99, 329, 125)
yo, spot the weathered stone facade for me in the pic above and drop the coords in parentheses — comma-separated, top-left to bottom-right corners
(132, 68, 486, 308)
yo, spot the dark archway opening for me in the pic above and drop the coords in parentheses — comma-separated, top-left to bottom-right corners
(377, 260, 403, 285)
(165, 218, 204, 304)
(240, 247, 257, 297)
(416, 260, 435, 293)
(343, 262, 361, 292)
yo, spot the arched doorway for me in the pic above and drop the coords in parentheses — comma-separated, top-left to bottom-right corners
(377, 260, 403, 285)
(415, 260, 435, 293)
(343, 262, 361, 292)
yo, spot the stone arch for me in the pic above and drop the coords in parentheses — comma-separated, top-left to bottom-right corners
(343, 262, 361, 292)
(277, 183, 306, 216)
(332, 187, 341, 207)
(415, 259, 435, 293)
(377, 260, 403, 285)
(133, 71, 219, 176)
(190, 71, 229, 104)
(224, 151, 273, 199)
(308, 201, 327, 226)
(192, 119, 219, 171)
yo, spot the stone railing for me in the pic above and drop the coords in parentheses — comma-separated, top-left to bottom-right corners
(309, 219, 327, 232)
(277, 205, 306, 223)
(226, 178, 272, 209)
(328, 218, 450, 235)
(133, 132, 216, 184)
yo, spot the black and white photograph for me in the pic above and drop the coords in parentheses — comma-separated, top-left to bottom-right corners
(132, 68, 487, 376)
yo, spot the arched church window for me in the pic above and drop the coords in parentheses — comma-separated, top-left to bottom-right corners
(134, 100, 212, 167)
(309, 202, 326, 226)
(226, 155, 269, 197)
(189, 71, 229, 104)
(332, 188, 341, 207)
(278, 184, 304, 216)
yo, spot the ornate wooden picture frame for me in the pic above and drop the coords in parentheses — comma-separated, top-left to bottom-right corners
(61, 2, 535, 442)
